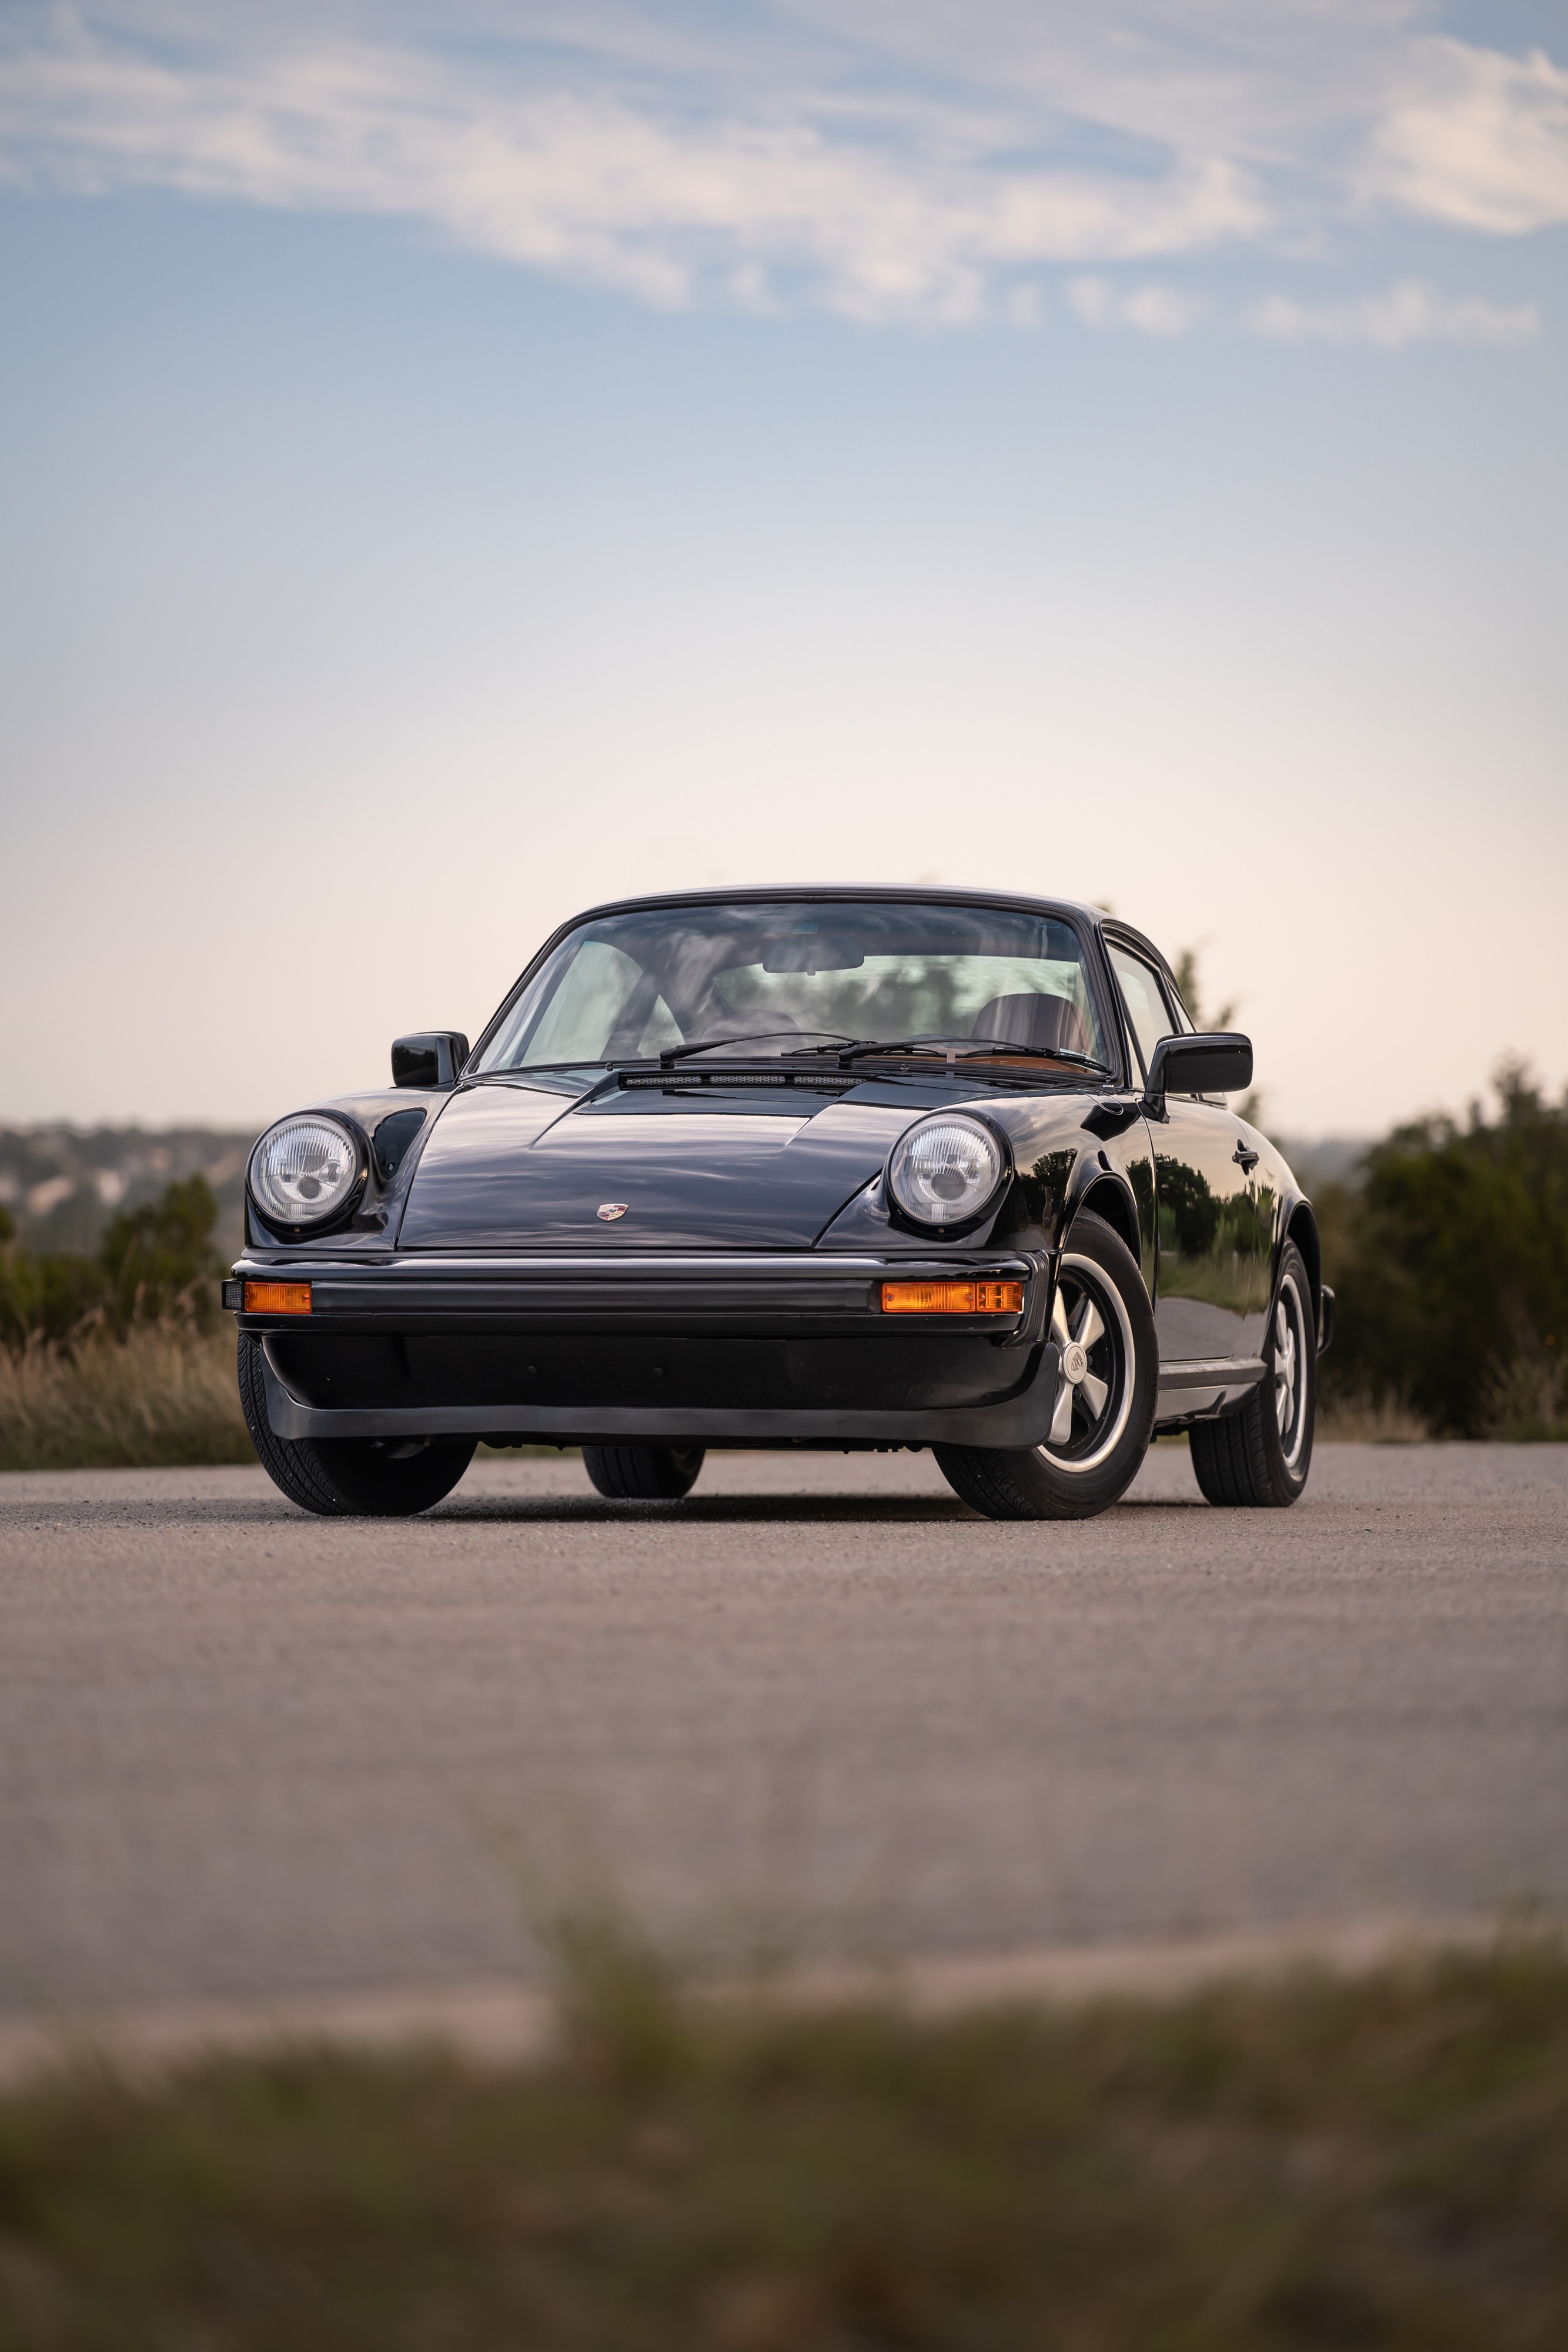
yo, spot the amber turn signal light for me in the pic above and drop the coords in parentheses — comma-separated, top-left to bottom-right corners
(242, 1280, 313, 1315)
(881, 1279, 1023, 1315)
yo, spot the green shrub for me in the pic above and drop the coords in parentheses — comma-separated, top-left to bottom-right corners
(1322, 1063, 1568, 1437)
(0, 1175, 223, 1348)
(0, 1241, 109, 1349)
(99, 1172, 224, 1334)
(0, 1180, 245, 1469)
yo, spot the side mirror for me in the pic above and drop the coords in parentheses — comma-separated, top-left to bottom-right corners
(1145, 1031, 1253, 1101)
(391, 1031, 470, 1089)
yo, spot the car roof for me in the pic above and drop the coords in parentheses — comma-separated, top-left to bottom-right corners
(551, 884, 1111, 930)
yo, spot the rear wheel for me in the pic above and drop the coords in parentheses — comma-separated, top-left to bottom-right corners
(238, 1332, 475, 1516)
(582, 1444, 706, 1501)
(1189, 1242, 1315, 1507)
(934, 1210, 1156, 1521)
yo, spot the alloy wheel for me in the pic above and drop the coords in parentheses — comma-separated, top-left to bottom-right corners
(1042, 1252, 1135, 1475)
(1273, 1272, 1309, 1469)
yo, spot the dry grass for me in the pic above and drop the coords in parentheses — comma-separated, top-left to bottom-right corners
(1480, 1357, 1568, 1443)
(1316, 1388, 1432, 1444)
(1320, 1363, 1568, 1444)
(0, 1931, 1564, 2349)
(0, 1326, 252, 1472)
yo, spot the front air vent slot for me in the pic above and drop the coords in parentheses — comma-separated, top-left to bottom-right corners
(618, 1071, 855, 1093)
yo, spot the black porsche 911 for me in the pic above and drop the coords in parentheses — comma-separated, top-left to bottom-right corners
(228, 888, 1332, 1521)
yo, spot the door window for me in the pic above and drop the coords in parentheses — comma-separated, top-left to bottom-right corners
(1108, 944, 1176, 1083)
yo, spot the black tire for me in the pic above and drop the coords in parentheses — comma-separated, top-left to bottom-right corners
(934, 1209, 1156, 1521)
(237, 1332, 475, 1517)
(581, 1445, 706, 1501)
(1189, 1242, 1315, 1508)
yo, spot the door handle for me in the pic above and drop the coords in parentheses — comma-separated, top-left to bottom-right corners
(1233, 1140, 1260, 1173)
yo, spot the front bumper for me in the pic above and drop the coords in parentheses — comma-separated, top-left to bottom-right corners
(232, 1250, 1062, 1449)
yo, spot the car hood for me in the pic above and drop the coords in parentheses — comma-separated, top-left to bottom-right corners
(396, 1082, 922, 1250)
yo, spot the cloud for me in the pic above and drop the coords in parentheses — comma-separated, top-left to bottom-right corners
(1068, 275, 1205, 336)
(0, 16, 1268, 319)
(0, 5, 1563, 324)
(1371, 39, 1568, 234)
(1249, 278, 1540, 349)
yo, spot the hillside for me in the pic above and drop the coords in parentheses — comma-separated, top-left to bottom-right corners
(0, 1127, 258, 1258)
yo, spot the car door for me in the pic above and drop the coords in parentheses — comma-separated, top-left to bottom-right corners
(1105, 939, 1272, 1366)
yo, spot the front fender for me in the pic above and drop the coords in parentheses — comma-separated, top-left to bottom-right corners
(243, 1084, 454, 1250)
(979, 1093, 1158, 1304)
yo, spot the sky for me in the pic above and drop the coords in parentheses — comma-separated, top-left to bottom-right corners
(1, 1, 1565, 1138)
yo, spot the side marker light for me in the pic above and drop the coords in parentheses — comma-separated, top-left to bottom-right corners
(242, 1281, 313, 1315)
(881, 1279, 1023, 1315)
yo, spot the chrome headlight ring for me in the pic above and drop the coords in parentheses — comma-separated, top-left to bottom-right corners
(886, 1111, 1010, 1234)
(248, 1111, 367, 1237)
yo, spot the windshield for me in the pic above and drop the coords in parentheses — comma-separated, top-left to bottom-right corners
(477, 900, 1110, 1075)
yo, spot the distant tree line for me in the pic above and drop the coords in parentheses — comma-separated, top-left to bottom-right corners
(1315, 1063, 1567, 1439)
(0, 1177, 223, 1349)
(1172, 947, 1563, 1437)
(1, 1078, 1564, 1438)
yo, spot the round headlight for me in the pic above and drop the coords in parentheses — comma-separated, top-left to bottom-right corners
(887, 1113, 1007, 1230)
(249, 1115, 362, 1230)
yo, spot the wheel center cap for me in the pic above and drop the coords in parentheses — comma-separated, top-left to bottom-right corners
(1062, 1341, 1088, 1383)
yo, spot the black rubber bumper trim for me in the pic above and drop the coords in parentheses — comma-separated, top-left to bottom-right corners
(238, 1313, 1019, 1339)
(259, 1345, 1063, 1449)
(230, 1254, 1033, 1327)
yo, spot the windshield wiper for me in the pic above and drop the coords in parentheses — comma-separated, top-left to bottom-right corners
(480, 1061, 614, 1076)
(493, 1034, 1111, 1082)
(485, 1034, 856, 1076)
(658, 1030, 859, 1067)
(833, 1034, 1112, 1075)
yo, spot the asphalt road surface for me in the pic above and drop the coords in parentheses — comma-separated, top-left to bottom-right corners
(2, 1444, 1565, 2026)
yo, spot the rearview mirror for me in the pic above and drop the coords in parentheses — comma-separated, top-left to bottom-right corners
(762, 934, 865, 973)
(1145, 1031, 1253, 1101)
(391, 1031, 471, 1089)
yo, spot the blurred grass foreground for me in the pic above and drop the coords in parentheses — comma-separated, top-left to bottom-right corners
(1, 1060, 1566, 1471)
(1, 1931, 1565, 2348)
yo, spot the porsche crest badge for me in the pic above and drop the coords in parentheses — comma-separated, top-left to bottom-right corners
(597, 1202, 629, 1221)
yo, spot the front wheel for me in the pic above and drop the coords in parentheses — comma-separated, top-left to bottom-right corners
(238, 1334, 476, 1516)
(1188, 1244, 1315, 1507)
(934, 1210, 1157, 1521)
(582, 1445, 706, 1501)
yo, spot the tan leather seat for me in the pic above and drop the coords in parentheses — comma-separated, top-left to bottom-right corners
(971, 993, 1089, 1055)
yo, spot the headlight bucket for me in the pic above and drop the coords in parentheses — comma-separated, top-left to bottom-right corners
(248, 1113, 367, 1237)
(886, 1112, 1009, 1233)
